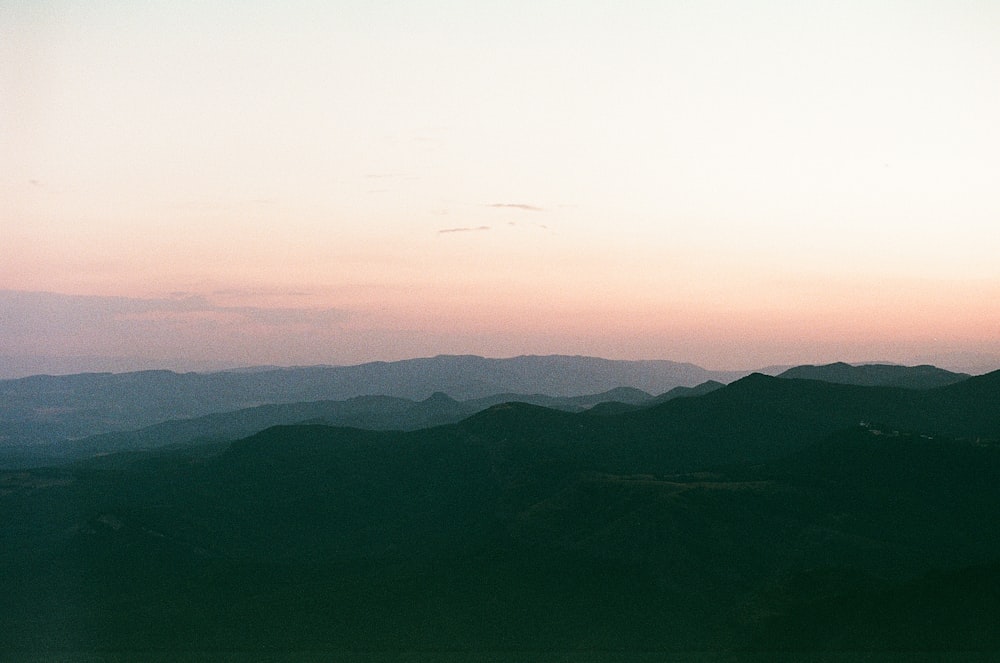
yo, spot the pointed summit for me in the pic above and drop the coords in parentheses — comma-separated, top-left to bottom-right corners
(422, 391, 458, 404)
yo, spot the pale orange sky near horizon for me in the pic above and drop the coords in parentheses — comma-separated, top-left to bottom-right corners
(2, 1, 1000, 374)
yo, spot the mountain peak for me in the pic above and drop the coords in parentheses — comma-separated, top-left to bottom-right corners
(422, 391, 458, 404)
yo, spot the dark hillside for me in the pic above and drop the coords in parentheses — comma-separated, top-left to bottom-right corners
(0, 387, 652, 469)
(649, 379, 725, 404)
(3, 372, 1000, 655)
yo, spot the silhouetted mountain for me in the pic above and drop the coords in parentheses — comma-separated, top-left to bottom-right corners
(567, 385, 654, 407)
(649, 379, 725, 404)
(462, 386, 655, 413)
(582, 400, 645, 415)
(0, 355, 743, 452)
(0, 386, 662, 468)
(778, 361, 970, 388)
(36, 394, 473, 466)
(3, 369, 999, 655)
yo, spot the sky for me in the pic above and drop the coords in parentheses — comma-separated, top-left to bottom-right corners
(2, 0, 1000, 377)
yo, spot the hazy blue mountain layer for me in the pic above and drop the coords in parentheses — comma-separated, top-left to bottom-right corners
(1, 383, 726, 468)
(0, 355, 742, 449)
(777, 361, 970, 389)
(1, 359, 974, 468)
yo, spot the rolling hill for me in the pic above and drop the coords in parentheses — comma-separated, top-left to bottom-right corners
(3, 370, 999, 655)
(0, 355, 742, 451)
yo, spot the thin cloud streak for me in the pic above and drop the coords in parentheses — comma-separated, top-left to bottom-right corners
(487, 203, 545, 212)
(438, 226, 491, 234)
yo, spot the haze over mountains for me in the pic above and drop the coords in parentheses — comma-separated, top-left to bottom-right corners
(0, 387, 669, 469)
(0, 356, 979, 468)
(0, 355, 739, 461)
(776, 361, 970, 389)
(2, 355, 999, 657)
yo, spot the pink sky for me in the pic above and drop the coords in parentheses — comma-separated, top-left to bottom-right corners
(3, 1, 1000, 376)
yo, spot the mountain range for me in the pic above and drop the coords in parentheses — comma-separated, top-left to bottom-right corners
(0, 355, 742, 451)
(0, 386, 667, 468)
(1, 356, 973, 467)
(2, 362, 999, 656)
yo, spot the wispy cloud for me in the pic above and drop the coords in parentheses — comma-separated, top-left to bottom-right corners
(438, 226, 491, 234)
(212, 287, 314, 298)
(488, 203, 545, 212)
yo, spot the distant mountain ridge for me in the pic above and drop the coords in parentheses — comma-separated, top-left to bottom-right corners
(777, 361, 970, 389)
(0, 355, 743, 449)
(0, 356, 987, 469)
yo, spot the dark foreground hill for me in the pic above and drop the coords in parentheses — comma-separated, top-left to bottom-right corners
(3, 371, 1000, 657)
